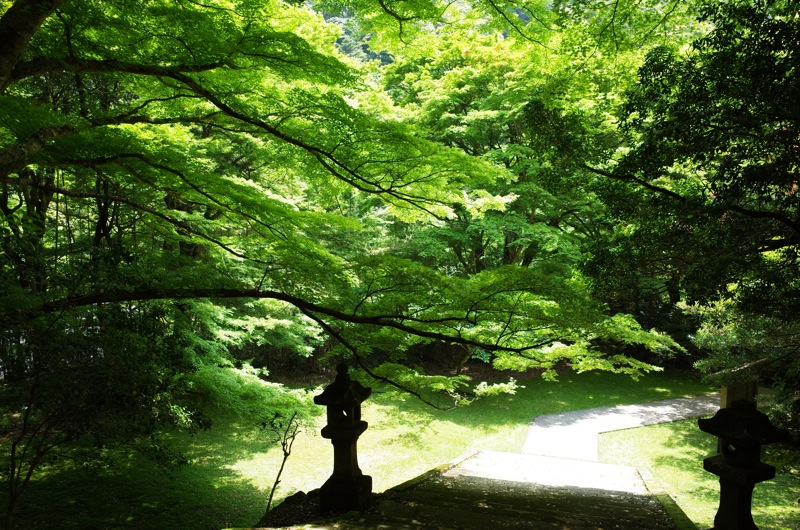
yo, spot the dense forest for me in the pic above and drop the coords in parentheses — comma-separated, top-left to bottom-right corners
(1, 0, 798, 526)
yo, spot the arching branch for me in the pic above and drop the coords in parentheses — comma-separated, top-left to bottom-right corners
(298, 307, 459, 411)
(582, 163, 686, 202)
(35, 285, 552, 357)
(583, 164, 800, 235)
(10, 57, 233, 83)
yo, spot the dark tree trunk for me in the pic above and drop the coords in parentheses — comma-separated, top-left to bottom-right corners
(0, 0, 68, 93)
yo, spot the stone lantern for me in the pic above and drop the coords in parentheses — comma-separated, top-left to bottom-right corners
(313, 363, 372, 513)
(698, 399, 789, 529)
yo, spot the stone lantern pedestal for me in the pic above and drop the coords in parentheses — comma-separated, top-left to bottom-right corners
(313, 364, 372, 513)
(698, 399, 789, 530)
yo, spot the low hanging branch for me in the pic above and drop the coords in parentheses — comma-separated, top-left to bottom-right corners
(23, 283, 572, 409)
(298, 306, 460, 411)
(583, 164, 800, 235)
(36, 286, 542, 356)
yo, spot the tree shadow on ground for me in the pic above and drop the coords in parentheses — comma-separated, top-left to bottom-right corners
(2, 416, 286, 530)
(7, 461, 265, 529)
(602, 419, 800, 530)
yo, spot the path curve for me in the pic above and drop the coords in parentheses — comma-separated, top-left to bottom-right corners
(522, 393, 720, 461)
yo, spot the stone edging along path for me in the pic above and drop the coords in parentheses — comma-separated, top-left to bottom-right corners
(522, 393, 721, 461)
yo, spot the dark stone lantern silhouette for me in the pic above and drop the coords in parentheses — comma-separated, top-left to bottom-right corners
(313, 363, 372, 513)
(698, 399, 789, 530)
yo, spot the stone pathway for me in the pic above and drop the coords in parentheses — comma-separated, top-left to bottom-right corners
(523, 393, 720, 461)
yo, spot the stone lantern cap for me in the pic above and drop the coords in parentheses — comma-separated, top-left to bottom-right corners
(314, 363, 371, 407)
(698, 399, 788, 445)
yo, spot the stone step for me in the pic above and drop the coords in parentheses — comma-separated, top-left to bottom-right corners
(377, 477, 676, 529)
(239, 450, 690, 529)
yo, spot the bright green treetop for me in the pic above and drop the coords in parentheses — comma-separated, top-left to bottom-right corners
(0, 2, 701, 524)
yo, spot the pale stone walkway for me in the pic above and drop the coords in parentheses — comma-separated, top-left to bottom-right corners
(444, 450, 649, 494)
(523, 393, 720, 461)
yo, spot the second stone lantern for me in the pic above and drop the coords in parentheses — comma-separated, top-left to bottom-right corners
(313, 363, 373, 513)
(698, 399, 789, 530)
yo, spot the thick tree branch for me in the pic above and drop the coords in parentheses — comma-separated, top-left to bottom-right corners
(0, 126, 77, 176)
(10, 57, 233, 83)
(728, 204, 800, 236)
(582, 163, 686, 201)
(584, 164, 800, 236)
(0, 0, 69, 93)
(586, 162, 800, 244)
(36, 286, 545, 355)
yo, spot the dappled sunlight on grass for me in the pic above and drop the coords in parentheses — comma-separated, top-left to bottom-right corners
(600, 421, 718, 527)
(226, 430, 332, 496)
(751, 471, 800, 529)
(599, 419, 800, 529)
